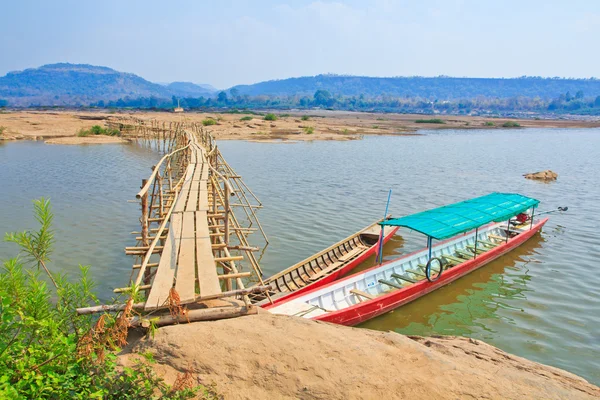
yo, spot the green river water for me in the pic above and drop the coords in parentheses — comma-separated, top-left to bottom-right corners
(0, 127, 598, 385)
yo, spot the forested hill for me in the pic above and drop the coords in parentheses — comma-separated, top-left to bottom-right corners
(0, 63, 215, 106)
(230, 74, 600, 100)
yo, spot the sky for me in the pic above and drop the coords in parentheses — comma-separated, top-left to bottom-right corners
(1, 0, 599, 89)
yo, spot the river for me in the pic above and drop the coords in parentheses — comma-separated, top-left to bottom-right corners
(0, 127, 598, 385)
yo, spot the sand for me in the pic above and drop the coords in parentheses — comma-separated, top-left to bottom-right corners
(1, 110, 600, 144)
(119, 313, 600, 400)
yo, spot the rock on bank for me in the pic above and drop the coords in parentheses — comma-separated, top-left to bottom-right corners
(119, 313, 599, 400)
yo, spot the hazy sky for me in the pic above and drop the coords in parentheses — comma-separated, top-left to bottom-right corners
(1, 0, 598, 88)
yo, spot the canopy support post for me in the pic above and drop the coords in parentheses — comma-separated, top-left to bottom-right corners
(474, 228, 478, 259)
(377, 189, 392, 265)
(506, 220, 510, 243)
(427, 236, 432, 261)
(530, 206, 536, 230)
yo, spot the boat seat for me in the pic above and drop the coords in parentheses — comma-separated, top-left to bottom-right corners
(309, 261, 342, 281)
(466, 245, 486, 254)
(455, 250, 474, 260)
(478, 239, 498, 247)
(338, 246, 365, 262)
(350, 289, 375, 301)
(378, 279, 404, 289)
(406, 268, 426, 278)
(488, 234, 506, 242)
(440, 255, 462, 266)
(391, 273, 417, 284)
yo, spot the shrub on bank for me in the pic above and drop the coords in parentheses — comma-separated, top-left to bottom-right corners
(77, 125, 120, 137)
(415, 118, 445, 124)
(0, 198, 215, 399)
(502, 121, 521, 127)
(240, 116, 253, 121)
(202, 118, 217, 126)
(264, 113, 277, 121)
(484, 121, 495, 126)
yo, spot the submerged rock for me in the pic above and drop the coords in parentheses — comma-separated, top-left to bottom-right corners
(524, 170, 558, 181)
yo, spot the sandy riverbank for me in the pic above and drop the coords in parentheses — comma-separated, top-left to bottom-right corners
(119, 313, 599, 400)
(1, 110, 600, 144)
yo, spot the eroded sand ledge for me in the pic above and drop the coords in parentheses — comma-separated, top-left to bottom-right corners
(119, 313, 599, 400)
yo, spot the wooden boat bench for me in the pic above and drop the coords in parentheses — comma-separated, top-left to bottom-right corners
(350, 289, 375, 301)
(466, 245, 486, 254)
(379, 278, 404, 289)
(478, 239, 499, 248)
(309, 261, 343, 281)
(488, 234, 506, 242)
(338, 246, 365, 263)
(455, 249, 474, 260)
(391, 273, 417, 284)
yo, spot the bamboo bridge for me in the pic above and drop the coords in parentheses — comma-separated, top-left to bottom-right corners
(77, 119, 272, 325)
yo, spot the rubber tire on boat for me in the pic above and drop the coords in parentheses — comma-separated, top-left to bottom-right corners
(425, 257, 443, 282)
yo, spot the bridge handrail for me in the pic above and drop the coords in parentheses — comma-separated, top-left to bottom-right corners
(136, 142, 191, 199)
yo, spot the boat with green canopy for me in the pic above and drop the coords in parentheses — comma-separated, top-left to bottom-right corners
(266, 193, 549, 326)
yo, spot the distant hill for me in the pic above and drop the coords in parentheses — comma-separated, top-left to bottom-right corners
(0, 63, 214, 106)
(166, 82, 216, 97)
(230, 74, 600, 100)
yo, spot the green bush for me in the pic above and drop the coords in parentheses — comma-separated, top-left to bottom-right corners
(0, 198, 211, 399)
(502, 121, 521, 127)
(240, 116, 253, 121)
(415, 118, 445, 124)
(301, 115, 310, 121)
(264, 113, 277, 121)
(202, 118, 217, 126)
(484, 121, 495, 126)
(0, 126, 6, 135)
(303, 126, 314, 134)
(77, 125, 121, 137)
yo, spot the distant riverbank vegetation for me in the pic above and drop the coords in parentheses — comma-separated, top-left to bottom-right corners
(415, 118, 445, 124)
(84, 88, 600, 117)
(77, 125, 120, 137)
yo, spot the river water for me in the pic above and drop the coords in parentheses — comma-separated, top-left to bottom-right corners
(0, 128, 598, 385)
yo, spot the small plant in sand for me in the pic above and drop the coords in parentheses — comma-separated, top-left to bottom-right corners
(301, 115, 310, 121)
(202, 118, 217, 126)
(240, 116, 253, 121)
(484, 121, 495, 126)
(264, 113, 277, 121)
(502, 121, 521, 128)
(304, 126, 314, 134)
(415, 118, 445, 124)
(77, 125, 120, 137)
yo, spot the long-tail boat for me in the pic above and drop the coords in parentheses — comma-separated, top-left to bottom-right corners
(249, 219, 399, 305)
(266, 193, 547, 325)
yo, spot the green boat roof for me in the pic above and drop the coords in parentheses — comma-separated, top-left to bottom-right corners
(380, 193, 539, 240)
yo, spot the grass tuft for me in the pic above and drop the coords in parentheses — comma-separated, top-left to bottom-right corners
(415, 118, 445, 124)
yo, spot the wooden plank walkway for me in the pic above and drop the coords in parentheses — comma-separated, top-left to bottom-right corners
(144, 136, 222, 311)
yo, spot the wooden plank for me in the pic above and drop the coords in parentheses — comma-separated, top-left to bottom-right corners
(338, 246, 365, 262)
(195, 211, 221, 296)
(350, 289, 374, 300)
(200, 163, 209, 181)
(174, 165, 195, 213)
(145, 213, 183, 310)
(309, 261, 342, 281)
(198, 184, 209, 211)
(175, 212, 197, 303)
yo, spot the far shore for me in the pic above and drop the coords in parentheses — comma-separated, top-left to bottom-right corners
(1, 110, 600, 144)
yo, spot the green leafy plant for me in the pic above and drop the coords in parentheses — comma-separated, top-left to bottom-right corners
(0, 198, 210, 399)
(301, 115, 310, 121)
(240, 116, 253, 121)
(484, 121, 495, 126)
(202, 118, 217, 126)
(303, 126, 314, 134)
(502, 121, 521, 127)
(264, 113, 277, 121)
(371, 125, 379, 129)
(77, 125, 121, 137)
(415, 118, 445, 124)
